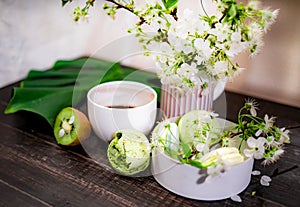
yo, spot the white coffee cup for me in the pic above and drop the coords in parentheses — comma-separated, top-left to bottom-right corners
(87, 81, 157, 141)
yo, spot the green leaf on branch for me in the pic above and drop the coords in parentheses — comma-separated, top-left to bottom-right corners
(62, 0, 73, 7)
(228, 3, 238, 20)
(161, 0, 178, 10)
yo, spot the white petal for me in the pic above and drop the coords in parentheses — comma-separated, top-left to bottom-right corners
(260, 175, 272, 186)
(230, 194, 242, 202)
(264, 114, 269, 122)
(251, 170, 261, 176)
(247, 137, 257, 148)
(257, 137, 267, 146)
(261, 175, 272, 182)
(260, 179, 270, 186)
(255, 129, 262, 137)
(250, 107, 257, 116)
(274, 149, 284, 157)
(195, 143, 205, 152)
(253, 150, 264, 159)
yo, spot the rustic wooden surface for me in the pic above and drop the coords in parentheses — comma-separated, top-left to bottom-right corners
(1, 82, 299, 207)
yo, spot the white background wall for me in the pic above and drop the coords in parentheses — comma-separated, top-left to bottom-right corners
(0, 0, 299, 107)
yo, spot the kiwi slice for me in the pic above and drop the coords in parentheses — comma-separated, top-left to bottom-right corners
(54, 107, 91, 146)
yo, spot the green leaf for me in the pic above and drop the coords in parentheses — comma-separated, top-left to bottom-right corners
(181, 143, 192, 159)
(5, 87, 81, 126)
(185, 160, 205, 169)
(51, 57, 113, 71)
(21, 78, 77, 88)
(161, 0, 178, 9)
(228, 3, 238, 20)
(62, 0, 73, 7)
(5, 57, 161, 127)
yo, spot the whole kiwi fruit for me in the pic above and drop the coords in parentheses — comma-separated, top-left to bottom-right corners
(54, 107, 91, 146)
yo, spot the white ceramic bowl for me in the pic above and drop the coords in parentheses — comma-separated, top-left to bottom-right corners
(151, 118, 254, 200)
(87, 81, 157, 141)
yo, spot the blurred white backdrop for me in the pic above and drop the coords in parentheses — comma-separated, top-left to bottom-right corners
(0, 0, 299, 107)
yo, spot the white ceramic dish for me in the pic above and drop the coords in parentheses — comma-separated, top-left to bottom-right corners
(151, 118, 254, 200)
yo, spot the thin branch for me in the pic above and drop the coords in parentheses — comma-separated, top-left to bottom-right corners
(105, 0, 134, 14)
(105, 0, 145, 24)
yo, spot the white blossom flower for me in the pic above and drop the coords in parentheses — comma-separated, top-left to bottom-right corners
(159, 42, 172, 54)
(244, 137, 266, 159)
(195, 142, 210, 154)
(245, 99, 259, 116)
(261, 148, 284, 165)
(277, 128, 290, 144)
(177, 63, 197, 79)
(247, 22, 264, 56)
(194, 38, 213, 61)
(172, 38, 187, 52)
(195, 55, 205, 65)
(231, 31, 241, 42)
(262, 9, 279, 32)
(183, 44, 194, 54)
(273, 148, 284, 159)
(270, 9, 280, 26)
(225, 31, 248, 57)
(210, 61, 228, 77)
(205, 158, 228, 183)
(169, 9, 198, 40)
(264, 114, 276, 130)
(210, 23, 230, 42)
(196, 20, 211, 35)
(226, 41, 248, 57)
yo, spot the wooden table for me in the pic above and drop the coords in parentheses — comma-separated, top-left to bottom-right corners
(1, 82, 299, 207)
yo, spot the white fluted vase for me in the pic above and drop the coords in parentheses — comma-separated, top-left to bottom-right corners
(160, 83, 214, 118)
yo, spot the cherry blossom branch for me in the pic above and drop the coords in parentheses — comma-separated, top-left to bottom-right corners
(105, 0, 134, 14)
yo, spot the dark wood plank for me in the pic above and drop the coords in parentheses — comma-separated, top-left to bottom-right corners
(288, 127, 300, 147)
(0, 179, 52, 207)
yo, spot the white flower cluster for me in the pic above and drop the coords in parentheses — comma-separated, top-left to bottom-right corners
(130, 0, 278, 91)
(240, 99, 290, 165)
